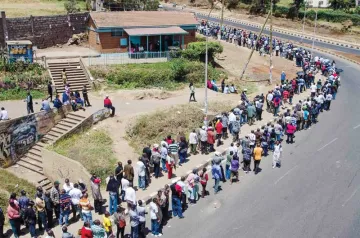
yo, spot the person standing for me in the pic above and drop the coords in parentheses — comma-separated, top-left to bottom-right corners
(35, 192, 47, 231)
(199, 167, 209, 198)
(160, 143, 168, 173)
(44, 192, 54, 229)
(80, 221, 93, 238)
(136, 158, 146, 191)
(82, 85, 91, 107)
(107, 176, 120, 215)
(211, 158, 223, 194)
(26, 91, 34, 114)
(189, 130, 198, 155)
(114, 207, 126, 238)
(47, 82, 53, 102)
(124, 160, 135, 186)
(137, 200, 146, 238)
(91, 220, 106, 238)
(129, 205, 140, 238)
(50, 181, 60, 221)
(62, 68, 67, 85)
(121, 176, 129, 202)
(272, 141, 283, 168)
(7, 199, 21, 238)
(189, 82, 196, 102)
(79, 193, 93, 225)
(0, 206, 4, 238)
(59, 189, 71, 226)
(90, 176, 103, 214)
(150, 198, 162, 236)
(69, 183, 82, 221)
(103, 211, 113, 237)
(24, 200, 37, 238)
(115, 162, 123, 185)
(253, 144, 263, 174)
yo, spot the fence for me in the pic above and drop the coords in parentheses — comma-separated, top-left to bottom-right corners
(86, 51, 170, 66)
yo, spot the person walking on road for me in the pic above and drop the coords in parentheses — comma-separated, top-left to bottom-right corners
(272, 141, 283, 168)
(253, 143, 263, 174)
(26, 91, 34, 114)
(82, 85, 91, 107)
(211, 155, 223, 194)
(189, 82, 196, 102)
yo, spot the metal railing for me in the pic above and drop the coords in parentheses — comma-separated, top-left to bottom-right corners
(87, 51, 170, 66)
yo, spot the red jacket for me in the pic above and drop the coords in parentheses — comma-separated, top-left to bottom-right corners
(81, 226, 93, 238)
(215, 122, 223, 134)
(286, 124, 296, 134)
(104, 98, 112, 107)
(283, 90, 289, 99)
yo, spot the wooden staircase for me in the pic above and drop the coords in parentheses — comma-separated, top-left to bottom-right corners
(48, 60, 91, 94)
(15, 112, 87, 191)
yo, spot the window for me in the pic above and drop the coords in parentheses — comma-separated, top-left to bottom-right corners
(96, 33, 100, 44)
(111, 29, 123, 37)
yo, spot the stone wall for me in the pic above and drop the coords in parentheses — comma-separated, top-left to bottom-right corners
(0, 11, 89, 48)
(0, 105, 71, 167)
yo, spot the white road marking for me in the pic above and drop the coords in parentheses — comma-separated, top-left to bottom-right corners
(317, 138, 338, 152)
(353, 124, 360, 129)
(342, 187, 360, 207)
(274, 165, 298, 185)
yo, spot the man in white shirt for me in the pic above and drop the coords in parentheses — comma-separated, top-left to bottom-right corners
(63, 178, 74, 193)
(318, 93, 325, 111)
(325, 93, 333, 110)
(0, 107, 8, 120)
(199, 126, 208, 154)
(125, 185, 136, 206)
(149, 198, 162, 236)
(248, 131, 256, 150)
(136, 159, 146, 190)
(310, 83, 317, 97)
(189, 129, 198, 155)
(69, 183, 82, 220)
(121, 176, 129, 202)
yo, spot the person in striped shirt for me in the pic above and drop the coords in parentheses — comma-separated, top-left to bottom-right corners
(168, 140, 179, 166)
(59, 189, 71, 226)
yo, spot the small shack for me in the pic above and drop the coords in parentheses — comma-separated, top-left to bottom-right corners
(6, 40, 33, 63)
(87, 11, 199, 53)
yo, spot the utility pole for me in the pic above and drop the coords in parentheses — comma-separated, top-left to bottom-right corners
(269, 0, 273, 85)
(204, 1, 220, 126)
(240, 10, 271, 81)
(219, 0, 225, 40)
(312, 10, 318, 51)
(301, 0, 307, 43)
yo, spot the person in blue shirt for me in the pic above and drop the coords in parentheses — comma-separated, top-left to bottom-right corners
(211, 153, 223, 194)
(281, 71, 286, 85)
(62, 91, 69, 105)
(303, 108, 310, 129)
(53, 94, 63, 109)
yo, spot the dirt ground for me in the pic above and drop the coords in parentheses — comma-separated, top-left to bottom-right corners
(171, 1, 360, 44)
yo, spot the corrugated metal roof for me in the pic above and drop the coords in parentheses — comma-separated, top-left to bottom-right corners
(124, 26, 188, 36)
(6, 40, 32, 45)
(90, 11, 198, 28)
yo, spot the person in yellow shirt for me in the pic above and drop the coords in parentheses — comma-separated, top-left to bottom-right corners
(103, 211, 112, 236)
(253, 143, 263, 174)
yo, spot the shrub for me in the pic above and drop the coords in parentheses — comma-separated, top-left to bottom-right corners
(179, 41, 223, 62)
(64, 0, 80, 13)
(89, 59, 226, 90)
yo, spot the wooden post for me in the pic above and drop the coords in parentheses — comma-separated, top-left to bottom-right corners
(269, 0, 273, 84)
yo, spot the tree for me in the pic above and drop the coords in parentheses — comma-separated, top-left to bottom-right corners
(328, 0, 354, 10)
(287, 0, 303, 20)
(64, 0, 80, 13)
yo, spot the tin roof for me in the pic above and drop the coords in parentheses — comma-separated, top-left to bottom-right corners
(124, 26, 188, 36)
(90, 11, 198, 28)
(6, 40, 32, 45)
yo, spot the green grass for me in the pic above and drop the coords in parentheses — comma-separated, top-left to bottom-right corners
(50, 129, 117, 181)
(0, 88, 46, 101)
(89, 59, 225, 91)
(0, 169, 36, 225)
(126, 101, 236, 153)
(277, 0, 293, 7)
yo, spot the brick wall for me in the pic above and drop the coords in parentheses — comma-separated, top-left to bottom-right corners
(0, 12, 89, 49)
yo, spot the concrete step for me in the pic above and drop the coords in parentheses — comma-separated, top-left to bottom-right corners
(36, 142, 47, 147)
(25, 153, 42, 164)
(43, 134, 58, 141)
(19, 156, 43, 169)
(65, 114, 84, 122)
(48, 62, 80, 66)
(27, 149, 42, 159)
(68, 112, 86, 119)
(48, 65, 81, 69)
(31, 145, 43, 153)
(17, 160, 44, 175)
(51, 127, 68, 134)
(47, 130, 64, 137)
(51, 71, 84, 75)
(54, 124, 72, 131)
(57, 121, 74, 128)
(62, 118, 79, 125)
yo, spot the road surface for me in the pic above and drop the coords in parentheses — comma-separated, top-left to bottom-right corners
(164, 6, 360, 55)
(155, 54, 360, 237)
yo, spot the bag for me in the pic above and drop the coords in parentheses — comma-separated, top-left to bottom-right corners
(119, 218, 126, 228)
(78, 229, 82, 235)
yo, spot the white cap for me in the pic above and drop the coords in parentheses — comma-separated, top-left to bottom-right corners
(214, 151, 221, 156)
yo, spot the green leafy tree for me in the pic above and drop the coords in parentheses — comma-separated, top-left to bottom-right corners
(64, 0, 80, 13)
(287, 0, 303, 19)
(328, 0, 354, 10)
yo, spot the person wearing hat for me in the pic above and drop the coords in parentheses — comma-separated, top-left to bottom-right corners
(151, 145, 161, 178)
(90, 176, 103, 214)
(104, 95, 115, 117)
(50, 181, 60, 221)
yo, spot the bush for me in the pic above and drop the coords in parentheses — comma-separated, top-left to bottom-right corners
(179, 41, 223, 62)
(89, 59, 225, 90)
(0, 88, 46, 101)
(64, 0, 80, 13)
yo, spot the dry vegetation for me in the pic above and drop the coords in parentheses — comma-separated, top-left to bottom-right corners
(125, 101, 237, 152)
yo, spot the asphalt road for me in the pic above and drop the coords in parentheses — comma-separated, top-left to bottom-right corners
(155, 55, 360, 238)
(164, 6, 360, 55)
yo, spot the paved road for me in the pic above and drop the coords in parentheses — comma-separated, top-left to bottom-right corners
(164, 6, 360, 55)
(156, 55, 360, 238)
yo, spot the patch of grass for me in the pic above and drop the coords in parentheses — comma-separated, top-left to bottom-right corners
(89, 59, 225, 91)
(0, 169, 36, 225)
(0, 88, 46, 101)
(50, 129, 117, 181)
(125, 101, 236, 153)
